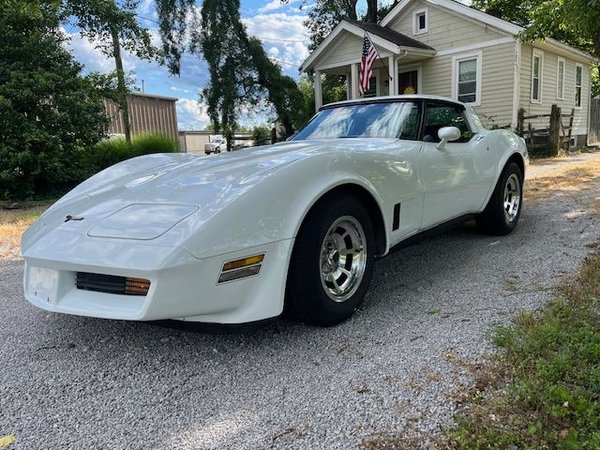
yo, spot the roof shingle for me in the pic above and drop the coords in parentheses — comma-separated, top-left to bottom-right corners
(344, 18, 435, 51)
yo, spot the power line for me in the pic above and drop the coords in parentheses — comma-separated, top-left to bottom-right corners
(137, 15, 159, 25)
(256, 36, 307, 43)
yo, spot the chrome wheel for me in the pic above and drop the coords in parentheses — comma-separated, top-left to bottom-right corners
(319, 216, 367, 303)
(503, 173, 521, 222)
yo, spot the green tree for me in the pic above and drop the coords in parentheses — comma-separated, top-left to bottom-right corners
(64, 0, 158, 143)
(472, 0, 600, 96)
(196, 0, 303, 148)
(284, 0, 397, 50)
(0, 0, 107, 200)
(251, 124, 270, 145)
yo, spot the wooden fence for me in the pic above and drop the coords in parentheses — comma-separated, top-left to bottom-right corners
(516, 104, 575, 156)
(590, 98, 600, 146)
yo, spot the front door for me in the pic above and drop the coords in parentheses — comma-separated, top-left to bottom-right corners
(398, 70, 418, 95)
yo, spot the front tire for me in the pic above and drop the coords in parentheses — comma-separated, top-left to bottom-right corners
(285, 195, 375, 326)
(477, 161, 523, 235)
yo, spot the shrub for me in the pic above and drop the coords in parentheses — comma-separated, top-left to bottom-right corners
(84, 133, 179, 176)
(130, 133, 179, 156)
(0, 0, 108, 200)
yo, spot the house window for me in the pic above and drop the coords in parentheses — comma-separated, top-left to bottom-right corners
(575, 64, 582, 108)
(452, 51, 481, 106)
(413, 8, 428, 34)
(557, 57, 565, 100)
(531, 49, 543, 103)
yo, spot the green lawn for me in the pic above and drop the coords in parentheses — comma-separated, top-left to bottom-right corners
(447, 250, 600, 449)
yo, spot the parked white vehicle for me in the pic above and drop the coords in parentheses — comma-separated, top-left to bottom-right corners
(204, 137, 225, 154)
(22, 95, 528, 326)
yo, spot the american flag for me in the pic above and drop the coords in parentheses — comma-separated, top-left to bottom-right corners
(359, 34, 378, 96)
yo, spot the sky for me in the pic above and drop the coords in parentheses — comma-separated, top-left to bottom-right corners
(64, 0, 318, 130)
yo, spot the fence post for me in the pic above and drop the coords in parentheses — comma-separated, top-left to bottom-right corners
(516, 108, 525, 136)
(548, 104, 561, 156)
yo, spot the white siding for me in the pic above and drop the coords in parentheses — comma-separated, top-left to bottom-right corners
(519, 43, 590, 136)
(478, 42, 516, 128)
(316, 32, 363, 69)
(387, 0, 506, 51)
(420, 42, 515, 128)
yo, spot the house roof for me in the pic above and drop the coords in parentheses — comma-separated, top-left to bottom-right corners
(299, 18, 436, 72)
(381, 0, 596, 62)
(344, 18, 434, 51)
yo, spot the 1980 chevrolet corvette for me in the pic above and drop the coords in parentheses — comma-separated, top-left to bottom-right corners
(22, 95, 527, 326)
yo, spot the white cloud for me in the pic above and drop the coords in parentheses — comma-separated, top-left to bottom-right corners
(171, 86, 192, 94)
(242, 13, 309, 75)
(177, 98, 210, 130)
(258, 0, 303, 13)
(258, 0, 283, 12)
(62, 28, 138, 73)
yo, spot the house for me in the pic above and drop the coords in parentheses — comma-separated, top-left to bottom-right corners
(103, 92, 179, 141)
(300, 0, 597, 146)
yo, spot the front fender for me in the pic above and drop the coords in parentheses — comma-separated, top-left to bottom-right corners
(179, 152, 393, 260)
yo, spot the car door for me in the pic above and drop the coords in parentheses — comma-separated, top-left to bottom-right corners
(419, 101, 487, 228)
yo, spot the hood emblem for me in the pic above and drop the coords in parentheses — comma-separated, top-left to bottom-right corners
(64, 215, 84, 222)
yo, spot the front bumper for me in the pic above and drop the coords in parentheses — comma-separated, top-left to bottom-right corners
(23, 236, 294, 324)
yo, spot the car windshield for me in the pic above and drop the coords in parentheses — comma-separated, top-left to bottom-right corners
(291, 101, 420, 141)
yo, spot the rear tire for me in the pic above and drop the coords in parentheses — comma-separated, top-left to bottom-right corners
(285, 195, 375, 326)
(477, 162, 523, 235)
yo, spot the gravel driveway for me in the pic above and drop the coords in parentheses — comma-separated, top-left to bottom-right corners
(2, 154, 600, 450)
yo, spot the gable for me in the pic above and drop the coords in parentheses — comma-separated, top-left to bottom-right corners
(385, 0, 508, 51)
(317, 31, 367, 70)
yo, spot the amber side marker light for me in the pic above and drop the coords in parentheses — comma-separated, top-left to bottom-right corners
(125, 277, 151, 296)
(219, 254, 264, 283)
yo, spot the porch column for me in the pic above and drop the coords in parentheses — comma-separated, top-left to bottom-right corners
(314, 70, 323, 111)
(351, 63, 360, 99)
(388, 55, 397, 96)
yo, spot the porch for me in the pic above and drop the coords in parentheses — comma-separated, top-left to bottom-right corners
(300, 19, 436, 110)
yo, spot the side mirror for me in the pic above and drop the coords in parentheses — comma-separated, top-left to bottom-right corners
(436, 126, 462, 150)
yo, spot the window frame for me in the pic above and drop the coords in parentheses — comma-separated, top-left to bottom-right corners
(413, 7, 428, 35)
(420, 101, 474, 144)
(556, 57, 565, 100)
(575, 63, 583, 109)
(451, 50, 482, 107)
(531, 49, 543, 104)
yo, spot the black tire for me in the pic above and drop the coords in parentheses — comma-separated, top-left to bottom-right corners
(477, 161, 523, 235)
(285, 195, 375, 326)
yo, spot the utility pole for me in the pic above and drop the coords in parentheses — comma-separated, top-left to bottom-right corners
(111, 28, 132, 144)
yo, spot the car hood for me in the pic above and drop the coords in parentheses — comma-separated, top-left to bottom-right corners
(22, 138, 396, 253)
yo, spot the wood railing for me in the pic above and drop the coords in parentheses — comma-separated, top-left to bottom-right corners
(516, 105, 575, 156)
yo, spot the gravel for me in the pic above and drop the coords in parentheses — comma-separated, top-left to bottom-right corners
(1, 156, 600, 450)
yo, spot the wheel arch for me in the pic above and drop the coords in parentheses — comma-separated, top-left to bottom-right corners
(506, 152, 525, 179)
(295, 183, 387, 257)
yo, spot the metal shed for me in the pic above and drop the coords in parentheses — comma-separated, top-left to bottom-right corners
(103, 92, 179, 141)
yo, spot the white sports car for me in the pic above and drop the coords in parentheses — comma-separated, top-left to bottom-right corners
(22, 95, 527, 326)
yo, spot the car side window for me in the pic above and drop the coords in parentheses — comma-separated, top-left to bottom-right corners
(422, 103, 473, 143)
(398, 103, 421, 141)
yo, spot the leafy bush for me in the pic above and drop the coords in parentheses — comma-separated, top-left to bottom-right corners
(84, 133, 179, 175)
(251, 125, 270, 146)
(130, 133, 179, 156)
(0, 0, 108, 200)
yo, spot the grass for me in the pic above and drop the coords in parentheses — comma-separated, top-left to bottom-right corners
(445, 251, 600, 450)
(525, 155, 600, 203)
(0, 201, 51, 259)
